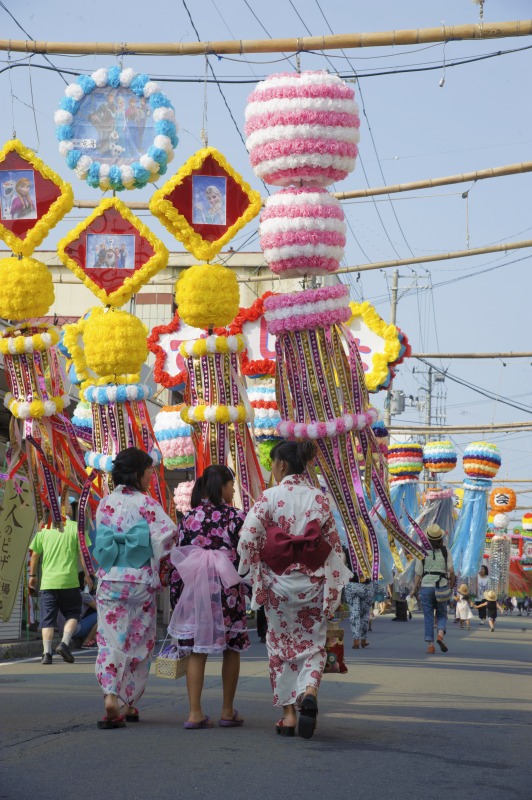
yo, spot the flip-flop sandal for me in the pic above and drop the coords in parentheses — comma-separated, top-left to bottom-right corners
(275, 719, 295, 737)
(125, 708, 140, 722)
(96, 715, 126, 729)
(298, 695, 318, 740)
(183, 716, 214, 729)
(219, 709, 244, 727)
(437, 637, 448, 652)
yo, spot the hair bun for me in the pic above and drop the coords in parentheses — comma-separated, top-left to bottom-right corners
(296, 440, 317, 466)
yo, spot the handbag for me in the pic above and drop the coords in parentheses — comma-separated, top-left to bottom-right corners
(154, 636, 190, 680)
(323, 619, 348, 674)
(434, 577, 452, 604)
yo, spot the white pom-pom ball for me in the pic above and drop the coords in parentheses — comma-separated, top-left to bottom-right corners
(119, 67, 136, 87)
(59, 140, 74, 156)
(65, 83, 84, 101)
(54, 109, 73, 126)
(91, 68, 108, 87)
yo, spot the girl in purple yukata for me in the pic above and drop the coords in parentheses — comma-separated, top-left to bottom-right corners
(238, 441, 352, 739)
(93, 448, 177, 729)
(168, 465, 249, 730)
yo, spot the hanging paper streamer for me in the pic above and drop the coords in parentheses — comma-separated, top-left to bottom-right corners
(247, 380, 282, 471)
(387, 443, 424, 529)
(488, 535, 511, 598)
(451, 442, 501, 578)
(153, 406, 195, 470)
(417, 487, 456, 545)
(175, 264, 265, 513)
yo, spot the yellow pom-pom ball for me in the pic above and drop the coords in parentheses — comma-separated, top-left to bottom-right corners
(0, 256, 54, 320)
(83, 307, 148, 378)
(175, 263, 240, 329)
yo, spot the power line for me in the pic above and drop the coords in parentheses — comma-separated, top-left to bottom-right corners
(0, 0, 67, 84)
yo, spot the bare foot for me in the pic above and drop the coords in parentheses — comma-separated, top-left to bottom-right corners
(104, 693, 121, 720)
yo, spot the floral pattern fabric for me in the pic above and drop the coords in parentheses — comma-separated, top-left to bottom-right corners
(238, 475, 352, 707)
(344, 581, 376, 641)
(169, 500, 250, 653)
(94, 486, 177, 704)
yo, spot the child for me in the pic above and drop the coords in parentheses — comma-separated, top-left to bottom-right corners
(455, 584, 474, 630)
(474, 590, 504, 632)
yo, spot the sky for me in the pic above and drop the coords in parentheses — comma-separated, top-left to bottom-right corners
(0, 0, 530, 521)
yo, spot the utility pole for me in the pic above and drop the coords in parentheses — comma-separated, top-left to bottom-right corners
(425, 365, 433, 437)
(383, 269, 399, 428)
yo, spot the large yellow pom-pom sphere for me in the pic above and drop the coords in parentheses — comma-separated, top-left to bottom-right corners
(0, 256, 54, 320)
(83, 308, 148, 378)
(175, 263, 240, 329)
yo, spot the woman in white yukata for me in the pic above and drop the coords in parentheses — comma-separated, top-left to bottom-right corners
(238, 440, 352, 739)
(93, 447, 177, 729)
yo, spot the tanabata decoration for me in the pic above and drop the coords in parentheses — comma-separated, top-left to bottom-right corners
(489, 487, 516, 514)
(522, 513, 532, 534)
(246, 71, 425, 578)
(423, 440, 457, 474)
(228, 292, 276, 378)
(0, 139, 73, 256)
(153, 406, 195, 470)
(174, 263, 264, 512)
(174, 481, 194, 515)
(247, 381, 282, 471)
(345, 302, 402, 393)
(387, 443, 424, 525)
(55, 67, 178, 191)
(0, 265, 93, 571)
(57, 196, 168, 307)
(488, 535, 511, 599)
(451, 442, 501, 577)
(150, 147, 261, 262)
(417, 488, 456, 548)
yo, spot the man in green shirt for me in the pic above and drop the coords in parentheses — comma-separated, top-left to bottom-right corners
(29, 507, 92, 665)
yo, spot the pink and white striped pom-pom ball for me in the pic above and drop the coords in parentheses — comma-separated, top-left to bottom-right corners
(174, 481, 194, 515)
(259, 186, 346, 277)
(245, 70, 360, 187)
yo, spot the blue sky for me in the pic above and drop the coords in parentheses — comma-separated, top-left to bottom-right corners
(0, 0, 531, 516)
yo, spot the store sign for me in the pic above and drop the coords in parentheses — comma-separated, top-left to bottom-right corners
(0, 480, 36, 622)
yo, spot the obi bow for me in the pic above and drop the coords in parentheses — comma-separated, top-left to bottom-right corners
(260, 520, 332, 575)
(94, 519, 152, 571)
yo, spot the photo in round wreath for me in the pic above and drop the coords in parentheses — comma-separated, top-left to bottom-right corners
(55, 67, 178, 191)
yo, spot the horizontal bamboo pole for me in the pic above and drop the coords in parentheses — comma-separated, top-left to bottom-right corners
(412, 352, 532, 359)
(420, 479, 532, 485)
(238, 237, 532, 282)
(335, 160, 532, 201)
(389, 422, 532, 433)
(72, 158, 532, 212)
(1, 20, 531, 56)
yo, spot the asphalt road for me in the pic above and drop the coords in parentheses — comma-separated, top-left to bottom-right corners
(1, 612, 531, 800)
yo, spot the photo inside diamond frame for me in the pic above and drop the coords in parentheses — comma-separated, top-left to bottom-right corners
(86, 233, 136, 270)
(0, 169, 37, 221)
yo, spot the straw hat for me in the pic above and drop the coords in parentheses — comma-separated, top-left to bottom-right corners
(426, 523, 445, 541)
(458, 584, 469, 595)
(484, 590, 497, 602)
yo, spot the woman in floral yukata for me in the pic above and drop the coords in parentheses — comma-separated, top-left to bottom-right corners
(93, 447, 177, 729)
(168, 465, 249, 729)
(238, 440, 352, 739)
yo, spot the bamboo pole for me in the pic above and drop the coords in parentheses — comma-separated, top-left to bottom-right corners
(237, 237, 532, 282)
(419, 479, 532, 485)
(389, 422, 532, 434)
(1, 20, 531, 56)
(412, 352, 532, 359)
(72, 158, 532, 212)
(335, 160, 532, 201)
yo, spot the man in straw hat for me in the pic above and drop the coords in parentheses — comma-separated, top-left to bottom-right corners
(474, 590, 503, 632)
(410, 524, 456, 654)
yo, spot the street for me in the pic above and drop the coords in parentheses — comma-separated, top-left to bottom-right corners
(1, 612, 530, 800)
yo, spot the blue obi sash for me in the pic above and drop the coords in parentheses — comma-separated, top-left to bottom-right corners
(93, 519, 152, 571)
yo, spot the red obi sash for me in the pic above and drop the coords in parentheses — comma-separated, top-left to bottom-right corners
(260, 520, 332, 575)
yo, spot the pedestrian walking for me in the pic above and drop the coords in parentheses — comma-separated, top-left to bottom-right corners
(474, 590, 504, 632)
(344, 574, 376, 649)
(454, 584, 474, 630)
(92, 447, 177, 729)
(238, 440, 351, 739)
(168, 465, 249, 730)
(410, 523, 456, 654)
(28, 500, 92, 665)
(475, 565, 489, 624)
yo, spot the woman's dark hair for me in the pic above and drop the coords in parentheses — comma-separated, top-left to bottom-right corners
(191, 465, 234, 507)
(112, 447, 153, 491)
(479, 565, 489, 576)
(269, 440, 317, 475)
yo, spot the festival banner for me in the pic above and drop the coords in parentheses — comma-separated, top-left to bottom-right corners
(0, 480, 37, 622)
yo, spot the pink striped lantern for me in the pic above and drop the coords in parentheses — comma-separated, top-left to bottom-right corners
(259, 186, 346, 277)
(245, 70, 360, 187)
